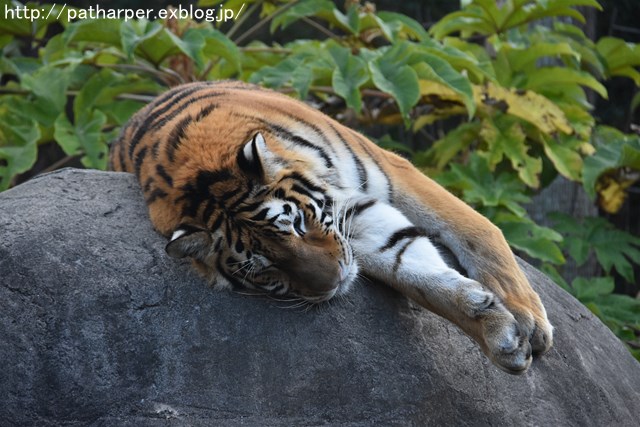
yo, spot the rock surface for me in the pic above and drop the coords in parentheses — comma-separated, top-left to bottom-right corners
(1, 168, 639, 426)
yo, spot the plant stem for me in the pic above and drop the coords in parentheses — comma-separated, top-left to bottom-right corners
(234, 0, 300, 45)
(226, 0, 262, 40)
(301, 17, 341, 42)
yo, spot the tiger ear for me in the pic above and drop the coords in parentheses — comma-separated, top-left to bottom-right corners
(165, 224, 212, 261)
(237, 132, 279, 181)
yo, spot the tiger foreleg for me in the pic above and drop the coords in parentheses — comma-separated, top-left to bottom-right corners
(349, 199, 534, 374)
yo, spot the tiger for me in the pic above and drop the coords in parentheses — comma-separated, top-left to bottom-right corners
(109, 80, 553, 374)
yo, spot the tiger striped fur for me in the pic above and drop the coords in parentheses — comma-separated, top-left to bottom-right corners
(109, 80, 552, 374)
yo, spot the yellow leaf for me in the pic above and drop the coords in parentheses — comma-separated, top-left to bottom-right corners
(473, 83, 573, 135)
(416, 80, 573, 136)
(597, 176, 634, 214)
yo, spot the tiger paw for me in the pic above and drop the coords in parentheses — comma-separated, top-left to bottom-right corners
(477, 291, 553, 375)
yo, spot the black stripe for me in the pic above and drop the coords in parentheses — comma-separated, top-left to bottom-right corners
(235, 238, 244, 253)
(166, 115, 193, 162)
(280, 171, 325, 194)
(209, 213, 224, 231)
(151, 139, 161, 160)
(393, 241, 413, 273)
(179, 169, 233, 217)
(133, 146, 148, 179)
(250, 208, 270, 221)
(380, 226, 426, 252)
(128, 84, 209, 160)
(227, 189, 252, 212)
(327, 122, 368, 191)
(266, 123, 334, 168)
(143, 177, 154, 192)
(202, 199, 217, 224)
(348, 200, 376, 217)
(150, 93, 223, 131)
(118, 137, 126, 172)
(156, 164, 173, 187)
(353, 133, 394, 202)
(195, 103, 217, 122)
(146, 188, 168, 204)
(248, 98, 340, 158)
(291, 184, 316, 201)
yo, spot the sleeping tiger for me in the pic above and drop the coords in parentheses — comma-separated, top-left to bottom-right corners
(109, 80, 552, 374)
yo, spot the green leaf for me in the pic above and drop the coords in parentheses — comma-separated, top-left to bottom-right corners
(249, 53, 315, 99)
(54, 110, 108, 169)
(524, 67, 608, 99)
(506, 42, 579, 72)
(412, 52, 475, 118)
(63, 19, 123, 47)
(542, 134, 584, 182)
(596, 37, 640, 75)
(186, 27, 241, 73)
(551, 213, 640, 283)
(119, 20, 163, 60)
(437, 154, 531, 217)
(430, 10, 495, 39)
(497, 215, 565, 264)
(0, 107, 41, 190)
(332, 5, 360, 35)
(479, 116, 542, 188)
(422, 122, 480, 170)
(369, 45, 420, 122)
(571, 277, 614, 302)
(376, 11, 429, 41)
(73, 69, 160, 125)
(20, 65, 70, 115)
(329, 45, 369, 113)
(270, 0, 335, 33)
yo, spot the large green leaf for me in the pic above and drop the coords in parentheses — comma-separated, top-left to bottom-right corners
(20, 65, 70, 114)
(524, 67, 608, 99)
(430, 10, 494, 40)
(571, 277, 614, 302)
(479, 116, 542, 188)
(506, 42, 579, 72)
(412, 51, 475, 118)
(63, 18, 122, 46)
(421, 122, 480, 170)
(550, 213, 640, 283)
(270, 0, 334, 32)
(495, 214, 565, 264)
(54, 110, 108, 169)
(329, 45, 369, 113)
(186, 28, 241, 73)
(376, 11, 429, 41)
(368, 45, 420, 122)
(249, 53, 315, 99)
(437, 154, 531, 217)
(596, 37, 640, 81)
(0, 107, 40, 191)
(542, 134, 584, 182)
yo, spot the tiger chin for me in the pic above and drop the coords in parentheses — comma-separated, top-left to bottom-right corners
(110, 80, 553, 375)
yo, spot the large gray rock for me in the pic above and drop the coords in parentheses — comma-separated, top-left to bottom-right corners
(1, 168, 639, 426)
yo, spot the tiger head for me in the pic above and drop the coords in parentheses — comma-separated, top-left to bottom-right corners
(165, 132, 358, 302)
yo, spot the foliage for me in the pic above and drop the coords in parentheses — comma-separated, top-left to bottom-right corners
(1, 0, 639, 357)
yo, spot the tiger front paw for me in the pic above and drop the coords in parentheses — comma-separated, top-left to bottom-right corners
(460, 281, 552, 374)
